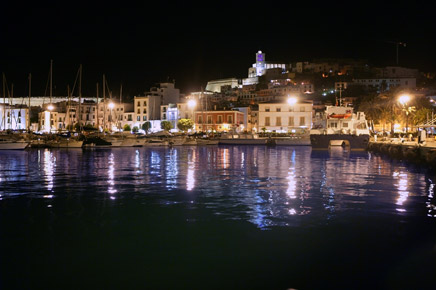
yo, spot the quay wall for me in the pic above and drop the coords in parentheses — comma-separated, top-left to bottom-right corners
(367, 140, 436, 168)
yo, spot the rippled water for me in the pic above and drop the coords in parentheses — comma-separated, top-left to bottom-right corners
(1, 146, 435, 289)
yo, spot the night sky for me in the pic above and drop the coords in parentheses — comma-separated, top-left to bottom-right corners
(1, 1, 435, 97)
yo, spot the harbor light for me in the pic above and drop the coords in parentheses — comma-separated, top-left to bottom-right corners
(187, 99, 196, 108)
(398, 94, 411, 105)
(287, 96, 297, 106)
(47, 104, 54, 111)
(108, 102, 115, 109)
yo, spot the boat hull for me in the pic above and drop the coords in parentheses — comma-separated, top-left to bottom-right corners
(0, 141, 28, 150)
(274, 137, 311, 146)
(218, 139, 267, 145)
(310, 134, 369, 150)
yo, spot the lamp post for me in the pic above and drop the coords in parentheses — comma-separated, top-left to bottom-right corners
(187, 99, 196, 132)
(398, 94, 411, 133)
(47, 104, 54, 133)
(108, 102, 115, 132)
(287, 96, 297, 106)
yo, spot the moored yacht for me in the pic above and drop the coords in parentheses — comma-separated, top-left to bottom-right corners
(310, 106, 370, 150)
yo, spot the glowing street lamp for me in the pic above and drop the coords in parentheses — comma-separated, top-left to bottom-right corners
(187, 99, 196, 118)
(398, 94, 412, 133)
(108, 102, 115, 131)
(46, 104, 54, 133)
(398, 94, 410, 105)
(287, 96, 297, 106)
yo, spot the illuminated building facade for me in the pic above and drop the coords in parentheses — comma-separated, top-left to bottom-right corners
(258, 100, 313, 133)
(0, 104, 29, 130)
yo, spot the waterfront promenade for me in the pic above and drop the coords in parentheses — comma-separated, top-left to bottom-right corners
(368, 136, 436, 166)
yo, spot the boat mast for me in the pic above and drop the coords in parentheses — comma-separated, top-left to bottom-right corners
(96, 82, 99, 129)
(10, 83, 13, 129)
(119, 83, 122, 103)
(2, 73, 5, 130)
(49, 59, 53, 105)
(78, 64, 82, 131)
(201, 87, 204, 132)
(118, 83, 122, 131)
(67, 85, 71, 130)
(103, 75, 106, 132)
(28, 73, 31, 132)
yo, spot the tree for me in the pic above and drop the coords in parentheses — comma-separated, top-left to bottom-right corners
(177, 118, 194, 132)
(132, 126, 139, 133)
(142, 121, 151, 134)
(161, 120, 172, 131)
(123, 124, 131, 132)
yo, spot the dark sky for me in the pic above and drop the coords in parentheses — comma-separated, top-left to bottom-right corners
(1, 1, 435, 97)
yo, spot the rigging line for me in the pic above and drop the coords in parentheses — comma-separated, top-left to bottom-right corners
(43, 64, 51, 106)
(105, 78, 113, 98)
(70, 66, 81, 100)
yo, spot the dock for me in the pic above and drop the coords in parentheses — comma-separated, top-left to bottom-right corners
(367, 137, 436, 167)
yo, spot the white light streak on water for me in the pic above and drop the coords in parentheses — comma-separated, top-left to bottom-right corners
(395, 172, 409, 208)
(108, 153, 117, 195)
(186, 150, 195, 191)
(43, 150, 55, 192)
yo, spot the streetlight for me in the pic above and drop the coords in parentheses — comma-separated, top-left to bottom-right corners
(47, 104, 54, 133)
(187, 99, 197, 133)
(398, 94, 411, 133)
(287, 96, 297, 106)
(108, 102, 115, 132)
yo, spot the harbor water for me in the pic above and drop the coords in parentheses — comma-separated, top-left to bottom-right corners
(1, 146, 435, 289)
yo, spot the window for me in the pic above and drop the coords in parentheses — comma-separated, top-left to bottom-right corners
(299, 116, 305, 126)
(143, 101, 147, 106)
(276, 117, 281, 126)
(343, 122, 348, 128)
(143, 116, 147, 121)
(163, 113, 166, 120)
(207, 115, 212, 124)
(137, 101, 140, 107)
(137, 109, 140, 114)
(143, 109, 147, 114)
(128, 115, 132, 121)
(276, 107, 281, 112)
(137, 116, 140, 121)
(265, 107, 270, 112)
(227, 115, 233, 124)
(217, 115, 223, 123)
(198, 116, 202, 124)
(288, 117, 294, 126)
(265, 117, 270, 126)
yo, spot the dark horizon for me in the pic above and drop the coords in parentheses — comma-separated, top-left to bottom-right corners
(1, 1, 435, 97)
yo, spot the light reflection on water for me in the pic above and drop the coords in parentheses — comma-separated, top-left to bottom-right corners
(0, 146, 435, 229)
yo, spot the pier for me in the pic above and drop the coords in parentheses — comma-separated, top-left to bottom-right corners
(367, 137, 436, 167)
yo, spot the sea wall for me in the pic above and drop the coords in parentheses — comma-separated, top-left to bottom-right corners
(367, 141, 436, 168)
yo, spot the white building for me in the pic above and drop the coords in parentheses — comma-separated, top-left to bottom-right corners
(146, 82, 180, 105)
(258, 100, 313, 133)
(206, 78, 240, 93)
(0, 104, 29, 131)
(248, 51, 290, 77)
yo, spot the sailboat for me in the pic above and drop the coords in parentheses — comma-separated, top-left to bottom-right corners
(0, 74, 29, 149)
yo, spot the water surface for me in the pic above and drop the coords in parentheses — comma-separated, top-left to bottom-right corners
(1, 146, 435, 289)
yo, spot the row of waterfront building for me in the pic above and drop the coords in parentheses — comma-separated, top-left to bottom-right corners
(0, 81, 312, 134)
(0, 50, 430, 134)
